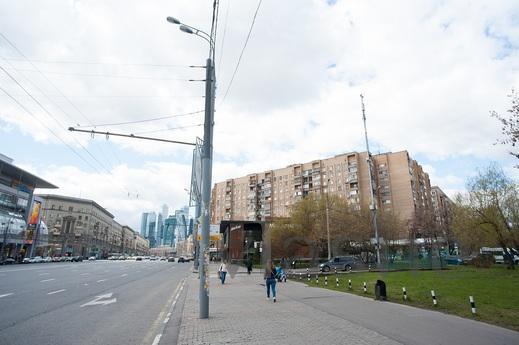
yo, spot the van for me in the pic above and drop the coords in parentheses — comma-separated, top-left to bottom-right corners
(480, 247, 519, 265)
(319, 256, 357, 272)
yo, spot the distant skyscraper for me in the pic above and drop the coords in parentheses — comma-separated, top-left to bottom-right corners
(164, 216, 177, 246)
(140, 211, 157, 247)
(140, 213, 150, 238)
(157, 213, 164, 246)
(161, 204, 169, 219)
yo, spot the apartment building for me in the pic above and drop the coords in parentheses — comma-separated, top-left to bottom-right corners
(431, 186, 453, 244)
(211, 150, 435, 239)
(38, 194, 149, 258)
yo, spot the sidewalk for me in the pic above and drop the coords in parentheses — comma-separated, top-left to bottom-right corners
(174, 264, 401, 345)
(171, 263, 519, 345)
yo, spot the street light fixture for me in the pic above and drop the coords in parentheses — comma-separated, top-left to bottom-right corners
(167, 15, 215, 320)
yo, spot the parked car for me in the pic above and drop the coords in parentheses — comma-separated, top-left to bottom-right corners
(319, 256, 357, 272)
(43, 256, 53, 263)
(177, 257, 186, 263)
(22, 257, 32, 264)
(118, 256, 126, 260)
(88, 256, 96, 261)
(0, 257, 16, 265)
(160, 257, 167, 261)
(442, 255, 464, 265)
(167, 257, 175, 262)
(72, 256, 83, 262)
(52, 256, 62, 262)
(135, 256, 143, 261)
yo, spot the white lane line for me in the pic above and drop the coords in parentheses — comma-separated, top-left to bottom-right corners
(81, 293, 116, 307)
(0, 293, 13, 298)
(152, 334, 162, 345)
(163, 317, 170, 324)
(38, 272, 50, 276)
(47, 289, 66, 295)
(120, 273, 128, 277)
(40, 279, 55, 283)
(80, 273, 89, 276)
(96, 279, 107, 283)
(84, 283, 89, 286)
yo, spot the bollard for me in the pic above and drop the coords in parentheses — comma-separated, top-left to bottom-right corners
(431, 290, 437, 306)
(316, 274, 319, 285)
(325, 276, 328, 286)
(469, 296, 476, 314)
(348, 279, 352, 290)
(368, 264, 371, 272)
(336, 276, 339, 288)
(363, 282, 367, 293)
(299, 273, 302, 280)
(402, 287, 407, 301)
(307, 268, 310, 282)
(334, 267, 337, 275)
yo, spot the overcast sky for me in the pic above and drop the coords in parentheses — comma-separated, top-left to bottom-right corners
(1, 0, 518, 231)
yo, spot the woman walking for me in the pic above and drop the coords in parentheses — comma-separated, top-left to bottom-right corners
(218, 260, 228, 284)
(264, 260, 277, 302)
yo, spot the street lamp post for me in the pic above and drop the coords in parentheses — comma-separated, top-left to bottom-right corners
(167, 15, 215, 320)
(326, 179, 331, 260)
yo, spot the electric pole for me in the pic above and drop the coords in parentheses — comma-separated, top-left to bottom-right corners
(361, 94, 381, 265)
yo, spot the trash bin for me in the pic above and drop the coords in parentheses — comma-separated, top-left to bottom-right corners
(375, 280, 387, 301)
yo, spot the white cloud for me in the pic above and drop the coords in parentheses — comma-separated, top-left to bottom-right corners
(1, 0, 519, 220)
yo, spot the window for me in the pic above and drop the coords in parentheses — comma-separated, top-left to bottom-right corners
(68, 206, 73, 212)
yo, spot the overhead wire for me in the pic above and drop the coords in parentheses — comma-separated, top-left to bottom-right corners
(1, 57, 193, 68)
(0, 85, 102, 174)
(0, 32, 125, 169)
(7, 67, 195, 81)
(217, 0, 231, 73)
(74, 109, 205, 128)
(131, 123, 203, 135)
(220, 0, 263, 105)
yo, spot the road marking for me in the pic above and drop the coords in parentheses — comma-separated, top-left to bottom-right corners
(121, 273, 128, 277)
(0, 293, 13, 298)
(48, 289, 66, 295)
(40, 279, 55, 283)
(80, 273, 89, 276)
(96, 279, 107, 283)
(84, 283, 89, 286)
(152, 334, 162, 345)
(80, 293, 116, 307)
(38, 272, 50, 276)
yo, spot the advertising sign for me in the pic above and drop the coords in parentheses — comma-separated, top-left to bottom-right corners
(29, 200, 41, 226)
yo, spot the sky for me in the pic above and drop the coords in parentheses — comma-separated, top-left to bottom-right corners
(0, 0, 518, 231)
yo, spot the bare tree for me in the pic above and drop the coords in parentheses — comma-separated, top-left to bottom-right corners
(492, 89, 519, 164)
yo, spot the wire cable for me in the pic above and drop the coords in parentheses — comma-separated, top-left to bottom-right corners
(1, 57, 192, 68)
(220, 0, 262, 105)
(9, 68, 194, 81)
(131, 123, 203, 135)
(74, 109, 204, 128)
(217, 0, 231, 73)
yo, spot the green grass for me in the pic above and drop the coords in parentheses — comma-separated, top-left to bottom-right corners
(291, 266, 519, 331)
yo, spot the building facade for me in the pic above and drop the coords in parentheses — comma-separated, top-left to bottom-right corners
(431, 186, 454, 247)
(0, 154, 57, 260)
(211, 150, 437, 239)
(38, 194, 149, 258)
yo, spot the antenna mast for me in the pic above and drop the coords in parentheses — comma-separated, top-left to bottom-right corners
(360, 94, 381, 265)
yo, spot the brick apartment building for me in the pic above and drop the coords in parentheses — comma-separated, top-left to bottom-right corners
(211, 150, 450, 239)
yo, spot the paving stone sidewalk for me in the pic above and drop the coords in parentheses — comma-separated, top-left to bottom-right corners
(173, 264, 401, 345)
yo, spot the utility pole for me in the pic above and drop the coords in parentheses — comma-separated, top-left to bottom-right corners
(199, 57, 215, 319)
(326, 179, 331, 260)
(360, 94, 381, 265)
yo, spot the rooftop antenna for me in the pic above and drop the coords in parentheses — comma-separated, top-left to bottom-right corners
(360, 94, 381, 265)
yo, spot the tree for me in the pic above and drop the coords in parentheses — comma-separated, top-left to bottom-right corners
(452, 164, 519, 268)
(492, 89, 519, 164)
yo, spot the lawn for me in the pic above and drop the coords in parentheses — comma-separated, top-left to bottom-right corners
(291, 266, 519, 331)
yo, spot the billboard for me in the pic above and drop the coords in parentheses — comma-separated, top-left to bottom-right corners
(28, 200, 41, 226)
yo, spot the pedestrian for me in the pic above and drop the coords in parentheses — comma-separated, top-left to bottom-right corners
(246, 258, 253, 275)
(264, 260, 277, 302)
(218, 260, 228, 284)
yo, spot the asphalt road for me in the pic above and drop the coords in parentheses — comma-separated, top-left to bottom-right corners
(0, 260, 191, 345)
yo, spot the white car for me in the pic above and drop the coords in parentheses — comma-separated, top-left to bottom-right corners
(32, 256, 44, 263)
(88, 256, 96, 261)
(43, 256, 52, 263)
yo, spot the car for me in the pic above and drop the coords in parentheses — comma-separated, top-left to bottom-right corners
(0, 257, 16, 265)
(442, 255, 464, 265)
(22, 257, 32, 264)
(150, 256, 158, 261)
(52, 256, 62, 262)
(319, 256, 357, 272)
(88, 256, 96, 261)
(177, 257, 186, 263)
(167, 257, 175, 262)
(118, 256, 126, 260)
(135, 256, 143, 261)
(72, 256, 83, 262)
(31, 256, 44, 263)
(160, 257, 167, 261)
(43, 256, 53, 263)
